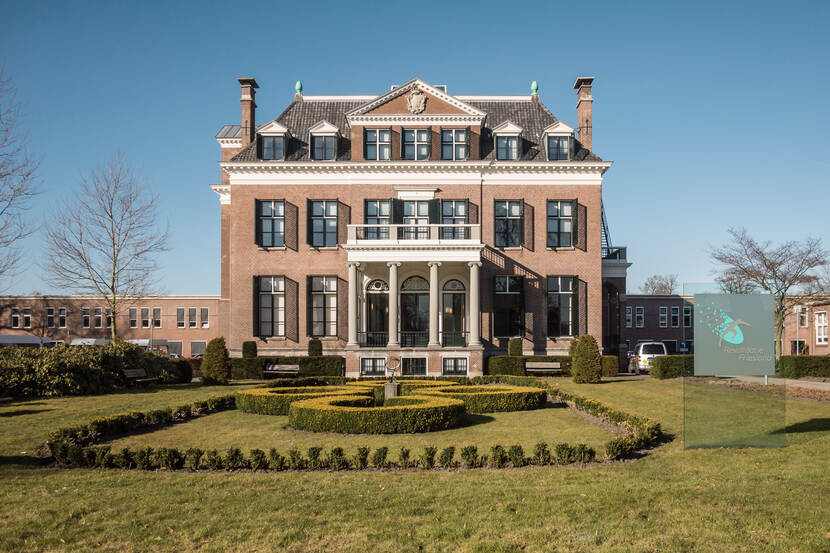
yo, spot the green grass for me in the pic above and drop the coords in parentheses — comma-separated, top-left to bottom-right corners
(105, 405, 613, 454)
(1, 378, 829, 552)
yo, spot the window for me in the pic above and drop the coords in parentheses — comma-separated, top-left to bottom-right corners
(365, 199, 391, 239)
(496, 136, 518, 160)
(401, 200, 430, 240)
(176, 308, 185, 328)
(625, 306, 632, 328)
(90, 308, 100, 328)
(188, 307, 197, 328)
(257, 276, 285, 338)
(441, 129, 467, 160)
(547, 135, 570, 160)
(261, 135, 284, 160)
(200, 307, 209, 328)
(494, 275, 524, 337)
(791, 340, 808, 355)
(635, 307, 644, 328)
(106, 309, 112, 328)
(683, 305, 692, 328)
(547, 276, 575, 338)
(364, 129, 391, 160)
(129, 308, 138, 328)
(402, 357, 427, 376)
(360, 357, 386, 376)
(311, 135, 336, 160)
(310, 276, 337, 337)
(58, 308, 66, 328)
(402, 129, 430, 160)
(82, 308, 90, 328)
(659, 307, 668, 328)
(153, 308, 162, 328)
(494, 200, 523, 247)
(441, 200, 467, 239)
(10, 307, 19, 328)
(257, 200, 285, 247)
(191, 341, 207, 357)
(817, 312, 828, 345)
(141, 307, 150, 328)
(22, 307, 31, 329)
(310, 200, 338, 247)
(442, 357, 468, 376)
(671, 306, 680, 328)
(798, 306, 808, 328)
(168, 341, 183, 357)
(46, 307, 55, 328)
(546, 200, 574, 248)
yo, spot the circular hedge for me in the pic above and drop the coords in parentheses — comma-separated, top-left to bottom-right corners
(236, 386, 369, 415)
(288, 394, 465, 434)
(419, 385, 547, 413)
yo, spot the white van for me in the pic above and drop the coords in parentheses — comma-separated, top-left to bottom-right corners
(632, 342, 667, 374)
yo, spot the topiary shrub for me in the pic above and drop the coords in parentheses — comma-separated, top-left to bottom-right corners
(419, 385, 546, 413)
(174, 359, 194, 383)
(235, 386, 368, 415)
(438, 446, 455, 469)
(572, 335, 602, 384)
(370, 446, 388, 469)
(601, 355, 619, 378)
(487, 356, 525, 375)
(420, 446, 437, 469)
(242, 341, 258, 359)
(460, 445, 479, 468)
(201, 337, 231, 385)
(308, 338, 323, 357)
(490, 445, 508, 468)
(507, 337, 523, 356)
(651, 355, 694, 379)
(508, 444, 525, 467)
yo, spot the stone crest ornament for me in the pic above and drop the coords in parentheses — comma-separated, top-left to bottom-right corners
(406, 90, 427, 114)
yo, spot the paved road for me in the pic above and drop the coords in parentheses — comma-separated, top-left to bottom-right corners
(729, 375, 830, 391)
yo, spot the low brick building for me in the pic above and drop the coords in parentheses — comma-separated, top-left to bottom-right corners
(622, 295, 695, 355)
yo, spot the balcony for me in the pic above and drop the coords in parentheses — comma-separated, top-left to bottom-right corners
(602, 246, 627, 260)
(601, 246, 631, 279)
(344, 224, 484, 263)
(356, 330, 469, 348)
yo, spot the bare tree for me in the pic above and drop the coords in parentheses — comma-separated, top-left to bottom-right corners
(710, 227, 828, 358)
(716, 272, 757, 294)
(43, 153, 168, 340)
(0, 68, 39, 285)
(640, 274, 679, 295)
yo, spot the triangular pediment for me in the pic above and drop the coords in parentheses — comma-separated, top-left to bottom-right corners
(542, 121, 574, 135)
(308, 120, 339, 135)
(258, 120, 289, 135)
(347, 78, 486, 118)
(492, 120, 523, 135)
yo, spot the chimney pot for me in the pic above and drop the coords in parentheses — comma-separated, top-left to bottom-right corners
(573, 76, 594, 151)
(238, 77, 259, 148)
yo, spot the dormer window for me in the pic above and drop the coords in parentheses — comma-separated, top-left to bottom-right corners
(262, 136, 284, 160)
(308, 120, 339, 161)
(402, 129, 430, 160)
(492, 121, 523, 161)
(542, 121, 575, 161)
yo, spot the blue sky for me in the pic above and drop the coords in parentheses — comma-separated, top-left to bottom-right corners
(2, 0, 828, 295)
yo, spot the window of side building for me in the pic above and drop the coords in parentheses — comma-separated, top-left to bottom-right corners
(200, 307, 209, 328)
(82, 308, 90, 329)
(798, 306, 809, 327)
(441, 128, 468, 160)
(58, 307, 67, 328)
(261, 135, 285, 160)
(360, 357, 386, 377)
(659, 306, 668, 328)
(22, 308, 31, 329)
(494, 200, 523, 248)
(106, 309, 112, 328)
(10, 307, 19, 328)
(168, 341, 183, 357)
(191, 340, 207, 357)
(188, 307, 197, 328)
(442, 357, 468, 376)
(546, 200, 574, 248)
(141, 307, 150, 328)
(547, 276, 577, 338)
(493, 275, 524, 337)
(153, 308, 162, 328)
(309, 200, 338, 248)
(671, 306, 680, 328)
(683, 305, 692, 328)
(817, 312, 828, 345)
(625, 306, 633, 328)
(176, 307, 185, 328)
(402, 129, 430, 160)
(256, 200, 285, 247)
(635, 307, 645, 328)
(46, 307, 55, 328)
(310, 276, 337, 337)
(364, 129, 391, 160)
(129, 307, 138, 328)
(257, 276, 285, 338)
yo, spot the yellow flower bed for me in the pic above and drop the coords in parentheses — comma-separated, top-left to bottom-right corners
(235, 386, 369, 415)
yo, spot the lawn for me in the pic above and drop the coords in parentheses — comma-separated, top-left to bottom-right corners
(1, 378, 829, 552)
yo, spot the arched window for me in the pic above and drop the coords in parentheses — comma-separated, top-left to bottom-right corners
(443, 279, 465, 291)
(401, 276, 429, 291)
(366, 279, 389, 292)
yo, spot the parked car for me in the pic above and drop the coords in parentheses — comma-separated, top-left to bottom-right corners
(632, 342, 667, 374)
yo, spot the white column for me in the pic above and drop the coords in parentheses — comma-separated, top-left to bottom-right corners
(468, 261, 482, 346)
(387, 262, 400, 347)
(428, 261, 441, 347)
(347, 262, 359, 347)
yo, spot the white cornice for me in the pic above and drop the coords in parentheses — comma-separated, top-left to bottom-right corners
(210, 183, 230, 204)
(348, 114, 485, 126)
(308, 120, 339, 135)
(258, 121, 289, 135)
(217, 137, 241, 148)
(456, 95, 532, 101)
(492, 121, 523, 135)
(542, 121, 574, 135)
(346, 78, 487, 119)
(219, 160, 612, 175)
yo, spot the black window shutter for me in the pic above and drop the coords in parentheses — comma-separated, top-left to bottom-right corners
(568, 136, 574, 160)
(363, 199, 369, 224)
(571, 198, 578, 247)
(575, 200, 587, 252)
(467, 200, 478, 224)
(256, 135, 262, 159)
(522, 202, 534, 251)
(464, 126, 471, 159)
(579, 279, 588, 336)
(306, 276, 313, 336)
(252, 276, 260, 338)
(392, 198, 404, 224)
(254, 200, 262, 246)
(427, 126, 433, 159)
(285, 202, 298, 250)
(428, 198, 441, 224)
(362, 128, 368, 160)
(337, 277, 348, 341)
(516, 135, 523, 159)
(285, 278, 299, 341)
(306, 199, 313, 246)
(336, 200, 349, 246)
(571, 276, 580, 336)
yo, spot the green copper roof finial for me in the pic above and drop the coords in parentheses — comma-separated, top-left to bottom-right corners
(295, 80, 303, 95)
(531, 80, 539, 95)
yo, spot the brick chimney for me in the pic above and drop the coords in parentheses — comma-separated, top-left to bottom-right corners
(573, 76, 594, 151)
(238, 77, 259, 148)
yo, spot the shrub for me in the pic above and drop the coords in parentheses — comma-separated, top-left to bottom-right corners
(174, 359, 194, 383)
(601, 355, 619, 377)
(242, 341, 258, 359)
(419, 385, 546, 413)
(508, 444, 525, 467)
(420, 446, 437, 470)
(438, 446, 455, 469)
(353, 447, 370, 470)
(554, 443, 574, 464)
(307, 446, 324, 469)
(268, 448, 286, 471)
(155, 448, 185, 470)
(230, 359, 262, 380)
(235, 386, 367, 415)
(308, 338, 323, 357)
(572, 335, 602, 384)
(186, 357, 202, 377)
(328, 447, 348, 470)
(573, 443, 596, 464)
(650, 355, 694, 379)
(507, 337, 523, 356)
(370, 446, 388, 469)
(201, 338, 231, 384)
(532, 442, 551, 465)
(249, 449, 268, 470)
(460, 445, 479, 468)
(490, 445, 508, 468)
(487, 356, 525, 376)
(184, 447, 203, 470)
(398, 447, 412, 468)
(287, 448, 303, 470)
(776, 355, 830, 379)
(203, 449, 223, 470)
(135, 447, 156, 470)
(288, 394, 465, 434)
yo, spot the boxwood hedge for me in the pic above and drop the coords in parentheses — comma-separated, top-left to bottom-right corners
(776, 355, 830, 378)
(650, 355, 694, 379)
(235, 386, 369, 415)
(419, 385, 546, 413)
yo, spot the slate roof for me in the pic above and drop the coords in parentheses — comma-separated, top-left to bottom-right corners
(225, 97, 601, 163)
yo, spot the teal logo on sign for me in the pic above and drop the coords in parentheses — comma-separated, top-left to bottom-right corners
(697, 301, 751, 345)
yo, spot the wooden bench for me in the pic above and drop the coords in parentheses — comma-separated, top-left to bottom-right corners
(263, 363, 300, 378)
(123, 368, 159, 384)
(525, 361, 563, 375)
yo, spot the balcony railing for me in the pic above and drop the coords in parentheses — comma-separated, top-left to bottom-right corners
(358, 331, 388, 348)
(441, 331, 468, 347)
(348, 224, 481, 244)
(602, 246, 627, 261)
(400, 331, 429, 347)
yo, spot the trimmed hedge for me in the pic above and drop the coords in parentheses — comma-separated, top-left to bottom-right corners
(235, 386, 369, 415)
(288, 394, 466, 434)
(777, 355, 830, 379)
(347, 379, 460, 396)
(601, 355, 619, 377)
(650, 355, 694, 379)
(507, 337, 523, 356)
(524, 355, 572, 376)
(228, 356, 345, 379)
(230, 358, 263, 380)
(242, 341, 257, 359)
(487, 356, 525, 375)
(420, 385, 546, 413)
(572, 335, 602, 383)
(307, 338, 323, 357)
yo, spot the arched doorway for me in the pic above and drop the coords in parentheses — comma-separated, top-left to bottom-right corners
(442, 279, 466, 346)
(364, 279, 388, 346)
(400, 275, 429, 346)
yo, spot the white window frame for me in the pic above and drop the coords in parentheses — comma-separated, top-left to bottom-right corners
(10, 307, 19, 329)
(546, 134, 571, 161)
(129, 307, 138, 328)
(360, 356, 387, 377)
(176, 307, 185, 328)
(440, 128, 467, 160)
(94, 307, 103, 329)
(82, 307, 90, 329)
(441, 356, 469, 376)
(625, 306, 632, 328)
(402, 128, 430, 160)
(635, 307, 645, 328)
(22, 307, 31, 329)
(167, 340, 183, 357)
(797, 306, 809, 328)
(364, 128, 391, 160)
(141, 307, 150, 329)
(105, 308, 112, 328)
(58, 307, 67, 328)
(188, 307, 197, 328)
(153, 307, 162, 328)
(659, 306, 668, 328)
(200, 307, 209, 328)
(683, 305, 692, 328)
(190, 340, 207, 357)
(495, 135, 518, 160)
(46, 307, 55, 329)
(257, 276, 285, 338)
(310, 275, 338, 337)
(671, 306, 680, 328)
(817, 311, 828, 346)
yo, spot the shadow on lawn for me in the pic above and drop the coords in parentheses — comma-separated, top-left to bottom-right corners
(0, 454, 45, 468)
(771, 418, 830, 435)
(0, 408, 55, 418)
